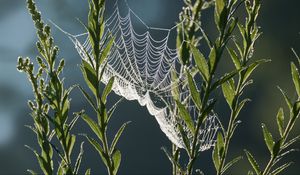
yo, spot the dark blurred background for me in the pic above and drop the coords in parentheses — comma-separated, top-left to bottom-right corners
(0, 0, 300, 174)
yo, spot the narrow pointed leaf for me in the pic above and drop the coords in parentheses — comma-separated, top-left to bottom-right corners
(244, 150, 261, 175)
(178, 124, 191, 155)
(235, 99, 251, 118)
(276, 108, 284, 137)
(81, 60, 98, 96)
(99, 37, 114, 65)
(242, 59, 270, 84)
(291, 62, 300, 96)
(187, 70, 201, 109)
(161, 147, 184, 172)
(227, 48, 241, 69)
(271, 162, 293, 175)
(110, 122, 130, 153)
(272, 139, 282, 157)
(112, 149, 121, 175)
(278, 87, 292, 111)
(215, 0, 225, 16)
(222, 81, 235, 108)
(212, 69, 240, 90)
(101, 76, 115, 104)
(176, 100, 195, 133)
(222, 156, 243, 174)
(73, 142, 84, 175)
(282, 135, 300, 150)
(191, 45, 209, 81)
(85, 169, 91, 175)
(212, 144, 220, 169)
(171, 69, 180, 101)
(84, 135, 108, 167)
(82, 114, 103, 142)
(261, 123, 274, 153)
(78, 86, 97, 112)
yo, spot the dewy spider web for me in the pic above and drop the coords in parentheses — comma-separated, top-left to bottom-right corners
(65, 1, 220, 151)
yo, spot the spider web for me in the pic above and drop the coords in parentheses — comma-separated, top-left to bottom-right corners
(65, 1, 220, 151)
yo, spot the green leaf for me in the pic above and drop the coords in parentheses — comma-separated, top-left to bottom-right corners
(187, 70, 201, 109)
(99, 37, 114, 66)
(235, 99, 251, 119)
(191, 45, 209, 81)
(161, 147, 183, 172)
(78, 86, 97, 112)
(222, 156, 243, 174)
(110, 122, 130, 153)
(178, 40, 190, 65)
(27, 169, 37, 175)
(278, 87, 292, 111)
(82, 114, 103, 142)
(227, 48, 241, 69)
(81, 60, 98, 96)
(272, 139, 282, 157)
(85, 169, 91, 175)
(212, 69, 240, 90)
(217, 132, 224, 158)
(212, 132, 224, 170)
(222, 80, 235, 108)
(293, 101, 300, 117)
(112, 149, 121, 175)
(215, 0, 225, 16)
(84, 135, 108, 167)
(291, 62, 300, 96)
(171, 69, 180, 101)
(102, 76, 115, 104)
(244, 150, 261, 175)
(176, 100, 195, 133)
(178, 124, 191, 155)
(73, 142, 84, 175)
(282, 135, 300, 150)
(271, 162, 293, 175)
(276, 108, 284, 137)
(212, 143, 220, 170)
(261, 123, 274, 153)
(209, 47, 217, 73)
(242, 59, 270, 84)
(67, 134, 76, 157)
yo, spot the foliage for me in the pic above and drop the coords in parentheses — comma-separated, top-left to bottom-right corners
(164, 0, 266, 174)
(245, 51, 300, 175)
(17, 0, 85, 174)
(77, 0, 129, 175)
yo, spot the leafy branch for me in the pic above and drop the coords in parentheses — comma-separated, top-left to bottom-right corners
(245, 51, 300, 175)
(164, 0, 251, 174)
(78, 0, 129, 175)
(213, 0, 270, 175)
(17, 0, 85, 174)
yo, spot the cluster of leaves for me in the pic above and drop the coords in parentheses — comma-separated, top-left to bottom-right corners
(76, 0, 129, 175)
(213, 0, 270, 175)
(18, 0, 127, 174)
(17, 0, 86, 174)
(245, 51, 300, 175)
(164, 0, 270, 174)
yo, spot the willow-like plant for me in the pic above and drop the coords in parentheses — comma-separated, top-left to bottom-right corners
(77, 0, 129, 175)
(244, 50, 300, 175)
(17, 0, 86, 174)
(165, 0, 268, 174)
(213, 1, 269, 175)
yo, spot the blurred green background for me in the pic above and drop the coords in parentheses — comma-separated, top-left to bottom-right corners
(0, 0, 300, 174)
